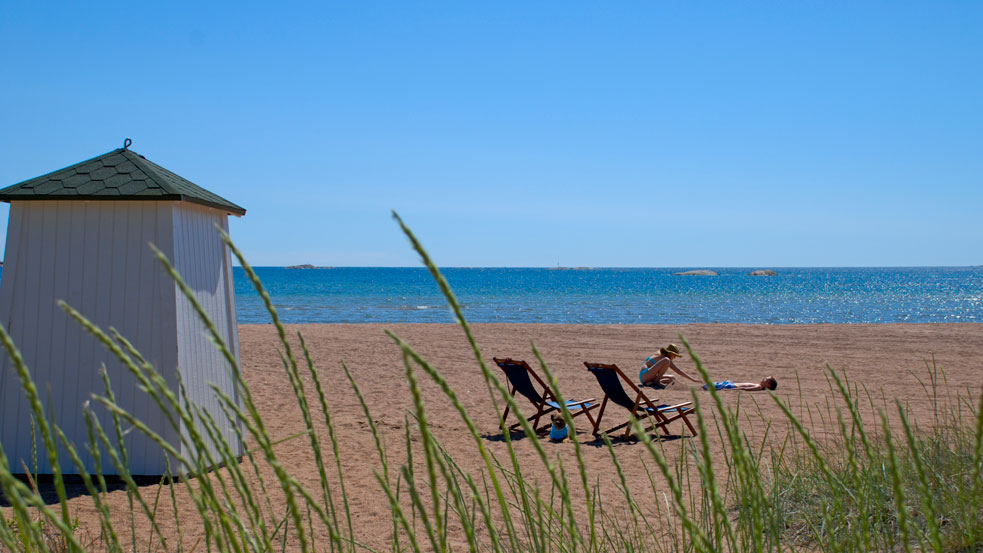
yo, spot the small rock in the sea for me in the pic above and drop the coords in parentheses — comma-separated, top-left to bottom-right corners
(749, 269, 777, 276)
(673, 270, 718, 276)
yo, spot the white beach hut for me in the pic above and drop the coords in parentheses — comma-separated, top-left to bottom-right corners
(0, 142, 246, 476)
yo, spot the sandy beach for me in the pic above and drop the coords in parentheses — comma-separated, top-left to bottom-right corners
(6, 322, 983, 550)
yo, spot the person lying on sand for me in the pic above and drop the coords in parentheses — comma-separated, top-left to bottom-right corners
(703, 376, 778, 392)
(640, 343, 702, 388)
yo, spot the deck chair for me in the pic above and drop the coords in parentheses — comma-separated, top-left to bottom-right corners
(493, 357, 599, 435)
(584, 362, 697, 440)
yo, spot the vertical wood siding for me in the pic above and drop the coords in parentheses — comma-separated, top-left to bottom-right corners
(171, 203, 243, 468)
(0, 204, 27, 470)
(0, 201, 179, 475)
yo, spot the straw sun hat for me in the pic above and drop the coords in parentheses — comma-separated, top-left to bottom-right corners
(663, 344, 684, 357)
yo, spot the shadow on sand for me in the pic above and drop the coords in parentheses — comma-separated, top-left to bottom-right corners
(481, 430, 688, 447)
(0, 474, 166, 507)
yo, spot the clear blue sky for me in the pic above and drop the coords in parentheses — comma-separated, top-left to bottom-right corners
(1, 2, 980, 267)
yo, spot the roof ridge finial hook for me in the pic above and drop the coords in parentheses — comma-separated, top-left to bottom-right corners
(123, 138, 132, 150)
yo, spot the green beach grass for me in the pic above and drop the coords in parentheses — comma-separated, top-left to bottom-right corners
(1, 213, 981, 552)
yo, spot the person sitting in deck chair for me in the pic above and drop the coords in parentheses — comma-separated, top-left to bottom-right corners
(639, 344, 702, 389)
(703, 376, 778, 392)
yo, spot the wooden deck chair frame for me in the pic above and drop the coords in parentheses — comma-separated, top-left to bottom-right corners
(493, 357, 598, 435)
(584, 362, 698, 440)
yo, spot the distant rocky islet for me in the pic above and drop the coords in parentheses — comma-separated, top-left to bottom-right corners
(673, 269, 719, 276)
(285, 264, 332, 269)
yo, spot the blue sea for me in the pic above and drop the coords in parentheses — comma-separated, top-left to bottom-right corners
(1, 266, 978, 324)
(232, 266, 982, 325)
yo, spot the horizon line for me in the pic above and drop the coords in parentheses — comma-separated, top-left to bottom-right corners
(231, 264, 982, 270)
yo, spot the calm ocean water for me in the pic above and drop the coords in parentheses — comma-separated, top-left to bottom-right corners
(232, 266, 982, 325)
(1, 266, 978, 324)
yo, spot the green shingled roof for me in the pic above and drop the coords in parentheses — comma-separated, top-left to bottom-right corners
(0, 148, 246, 216)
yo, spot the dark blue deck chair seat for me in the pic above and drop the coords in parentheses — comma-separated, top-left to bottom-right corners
(493, 357, 599, 435)
(585, 362, 697, 440)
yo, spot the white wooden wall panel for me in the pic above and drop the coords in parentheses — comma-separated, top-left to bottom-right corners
(0, 204, 29, 472)
(62, 204, 87, 467)
(0, 201, 180, 475)
(49, 203, 74, 468)
(220, 216, 241, 410)
(76, 202, 107, 470)
(171, 203, 243, 468)
(13, 203, 43, 470)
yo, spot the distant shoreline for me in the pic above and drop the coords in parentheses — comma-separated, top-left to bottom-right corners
(236, 321, 983, 328)
(240, 265, 980, 270)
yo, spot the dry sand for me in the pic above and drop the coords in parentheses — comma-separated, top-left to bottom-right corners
(6, 323, 983, 550)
